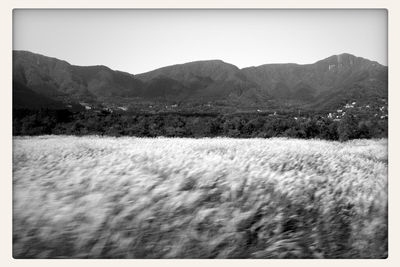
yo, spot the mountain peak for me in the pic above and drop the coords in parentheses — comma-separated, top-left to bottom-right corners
(13, 50, 71, 66)
(336, 52, 356, 58)
(136, 59, 240, 83)
(139, 59, 238, 73)
(326, 53, 378, 63)
(314, 53, 386, 69)
(318, 53, 355, 63)
(184, 59, 228, 64)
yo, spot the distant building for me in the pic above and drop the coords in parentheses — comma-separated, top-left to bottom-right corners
(79, 102, 92, 110)
(344, 104, 354, 109)
(344, 104, 354, 108)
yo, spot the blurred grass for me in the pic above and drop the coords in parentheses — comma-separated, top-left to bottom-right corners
(13, 136, 387, 258)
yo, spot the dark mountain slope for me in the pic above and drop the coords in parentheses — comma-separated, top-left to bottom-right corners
(13, 51, 387, 111)
(311, 73, 388, 110)
(241, 53, 387, 98)
(136, 60, 262, 102)
(13, 51, 145, 102)
(13, 81, 66, 110)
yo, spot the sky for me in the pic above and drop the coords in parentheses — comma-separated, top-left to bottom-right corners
(13, 9, 387, 74)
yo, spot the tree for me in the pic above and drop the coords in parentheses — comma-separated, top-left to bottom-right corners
(338, 111, 358, 141)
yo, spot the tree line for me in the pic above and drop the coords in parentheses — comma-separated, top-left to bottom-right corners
(13, 109, 388, 141)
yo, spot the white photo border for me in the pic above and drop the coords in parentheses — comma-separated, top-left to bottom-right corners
(1, 1, 398, 266)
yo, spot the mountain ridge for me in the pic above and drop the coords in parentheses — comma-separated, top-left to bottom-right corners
(14, 50, 387, 74)
(12, 50, 387, 111)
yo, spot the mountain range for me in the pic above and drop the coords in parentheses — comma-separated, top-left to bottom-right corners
(12, 50, 388, 112)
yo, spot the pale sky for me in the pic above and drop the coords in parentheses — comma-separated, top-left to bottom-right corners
(13, 9, 387, 74)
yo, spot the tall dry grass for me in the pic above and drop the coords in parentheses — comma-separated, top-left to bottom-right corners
(13, 136, 387, 258)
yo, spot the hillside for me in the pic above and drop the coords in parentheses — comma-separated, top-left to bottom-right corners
(13, 81, 66, 110)
(12, 50, 387, 111)
(13, 51, 144, 102)
(136, 60, 262, 103)
(241, 53, 387, 103)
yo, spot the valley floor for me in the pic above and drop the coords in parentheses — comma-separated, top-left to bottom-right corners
(13, 136, 388, 258)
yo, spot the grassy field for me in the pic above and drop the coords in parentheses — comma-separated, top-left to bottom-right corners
(13, 136, 388, 259)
